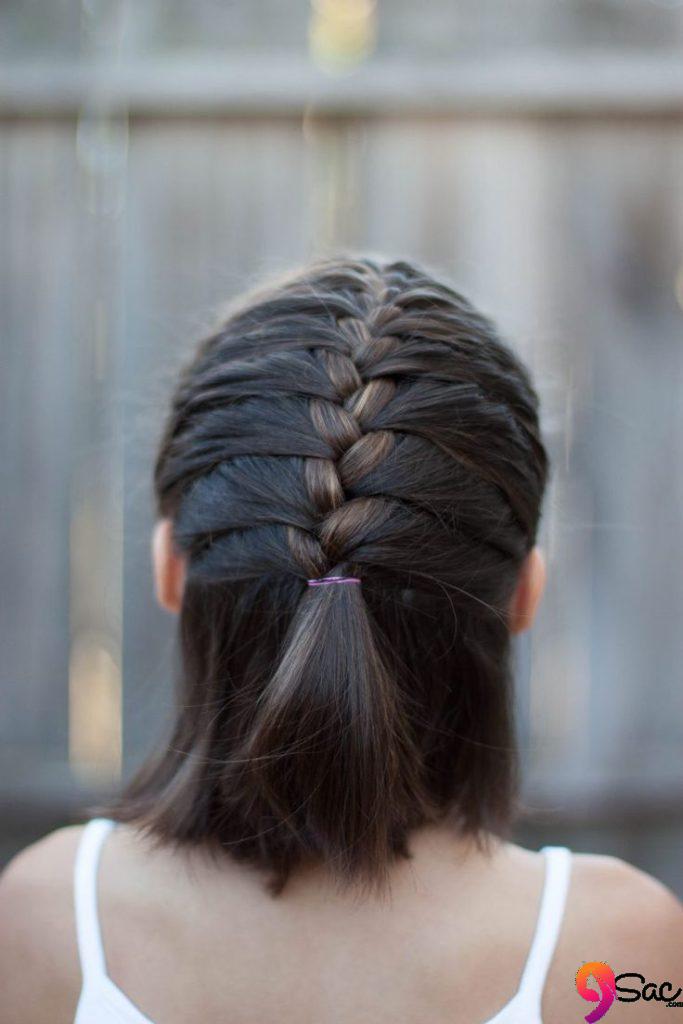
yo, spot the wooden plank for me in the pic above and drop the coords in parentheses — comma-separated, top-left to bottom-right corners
(1, 52, 683, 117)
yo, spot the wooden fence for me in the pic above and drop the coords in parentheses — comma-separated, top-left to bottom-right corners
(1, 51, 682, 893)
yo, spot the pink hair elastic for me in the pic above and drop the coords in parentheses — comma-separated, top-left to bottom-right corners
(307, 575, 361, 587)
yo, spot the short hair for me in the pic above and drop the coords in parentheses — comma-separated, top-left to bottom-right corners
(96, 254, 549, 896)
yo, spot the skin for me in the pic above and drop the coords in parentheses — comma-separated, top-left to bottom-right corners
(0, 523, 681, 1024)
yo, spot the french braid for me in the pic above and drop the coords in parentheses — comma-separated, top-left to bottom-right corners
(100, 255, 549, 896)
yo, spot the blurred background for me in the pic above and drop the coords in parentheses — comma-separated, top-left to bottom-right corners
(1, 0, 682, 895)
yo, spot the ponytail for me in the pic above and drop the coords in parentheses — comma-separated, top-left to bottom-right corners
(239, 577, 432, 894)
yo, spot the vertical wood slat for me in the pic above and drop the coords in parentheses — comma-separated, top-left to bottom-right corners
(0, 123, 77, 753)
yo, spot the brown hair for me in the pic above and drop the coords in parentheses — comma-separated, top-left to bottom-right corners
(96, 254, 549, 896)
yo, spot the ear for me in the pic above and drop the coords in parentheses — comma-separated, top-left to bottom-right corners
(152, 517, 186, 614)
(508, 545, 546, 635)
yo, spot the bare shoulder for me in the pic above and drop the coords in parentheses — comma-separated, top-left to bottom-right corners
(546, 849, 683, 1024)
(568, 850, 683, 948)
(0, 824, 87, 1024)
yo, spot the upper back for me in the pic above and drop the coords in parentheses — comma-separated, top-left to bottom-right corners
(0, 819, 681, 1024)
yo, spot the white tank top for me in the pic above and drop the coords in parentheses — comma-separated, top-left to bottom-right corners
(73, 817, 572, 1024)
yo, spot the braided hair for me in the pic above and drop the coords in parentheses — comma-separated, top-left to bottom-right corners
(100, 254, 549, 896)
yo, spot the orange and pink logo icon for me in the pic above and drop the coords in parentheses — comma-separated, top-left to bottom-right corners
(575, 962, 618, 1022)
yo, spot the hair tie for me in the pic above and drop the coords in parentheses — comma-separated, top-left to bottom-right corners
(307, 575, 361, 587)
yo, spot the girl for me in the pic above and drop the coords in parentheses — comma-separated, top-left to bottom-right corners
(1, 255, 681, 1024)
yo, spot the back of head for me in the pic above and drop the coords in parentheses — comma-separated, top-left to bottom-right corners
(103, 254, 549, 896)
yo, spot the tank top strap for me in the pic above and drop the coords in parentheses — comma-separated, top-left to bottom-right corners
(73, 817, 116, 983)
(517, 845, 572, 1010)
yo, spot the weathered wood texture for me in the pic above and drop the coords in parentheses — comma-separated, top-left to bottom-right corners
(1, 90, 682, 891)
